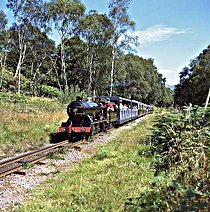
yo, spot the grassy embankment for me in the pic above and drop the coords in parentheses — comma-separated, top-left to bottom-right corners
(20, 107, 209, 211)
(0, 92, 67, 159)
(21, 114, 156, 211)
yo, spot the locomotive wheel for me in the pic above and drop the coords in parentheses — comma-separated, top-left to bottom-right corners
(85, 133, 91, 140)
(100, 122, 106, 132)
(79, 133, 85, 140)
(50, 132, 70, 143)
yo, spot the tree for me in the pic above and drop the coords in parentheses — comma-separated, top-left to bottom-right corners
(78, 11, 113, 95)
(179, 66, 190, 82)
(174, 45, 210, 106)
(159, 79, 173, 107)
(114, 53, 169, 106)
(7, 0, 46, 94)
(0, 10, 7, 32)
(108, 0, 135, 96)
(26, 25, 56, 96)
(46, 0, 85, 93)
(0, 10, 8, 88)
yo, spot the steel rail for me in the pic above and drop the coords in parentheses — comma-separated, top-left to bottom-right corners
(0, 140, 69, 169)
(0, 140, 83, 178)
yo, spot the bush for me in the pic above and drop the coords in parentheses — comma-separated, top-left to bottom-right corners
(57, 85, 87, 104)
(0, 69, 13, 89)
(40, 85, 62, 99)
(93, 146, 116, 160)
(31, 97, 63, 112)
(125, 182, 208, 211)
(0, 92, 29, 103)
(127, 106, 210, 211)
(150, 107, 209, 173)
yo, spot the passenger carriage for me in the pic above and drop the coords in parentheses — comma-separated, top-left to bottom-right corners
(54, 96, 153, 141)
(99, 96, 148, 125)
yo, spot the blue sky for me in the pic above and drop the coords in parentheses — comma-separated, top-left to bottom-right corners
(1, 0, 210, 85)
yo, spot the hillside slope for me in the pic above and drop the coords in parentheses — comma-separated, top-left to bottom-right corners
(0, 92, 67, 159)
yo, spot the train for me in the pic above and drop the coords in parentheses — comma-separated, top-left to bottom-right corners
(52, 96, 153, 141)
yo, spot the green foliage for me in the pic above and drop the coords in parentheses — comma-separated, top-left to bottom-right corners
(115, 54, 172, 106)
(1, 0, 169, 103)
(93, 146, 116, 160)
(0, 69, 13, 88)
(31, 97, 63, 112)
(22, 162, 33, 170)
(125, 182, 208, 211)
(77, 12, 113, 93)
(128, 107, 209, 211)
(56, 85, 87, 104)
(40, 85, 62, 99)
(150, 107, 209, 172)
(47, 152, 64, 160)
(46, 0, 85, 93)
(0, 10, 7, 31)
(0, 91, 29, 103)
(159, 86, 173, 107)
(175, 44, 210, 106)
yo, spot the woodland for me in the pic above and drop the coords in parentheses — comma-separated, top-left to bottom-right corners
(0, 1, 209, 210)
(0, 0, 173, 106)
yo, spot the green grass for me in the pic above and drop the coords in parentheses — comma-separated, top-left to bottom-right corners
(0, 93, 67, 159)
(20, 115, 155, 211)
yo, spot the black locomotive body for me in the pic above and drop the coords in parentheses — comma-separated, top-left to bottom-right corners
(58, 96, 153, 140)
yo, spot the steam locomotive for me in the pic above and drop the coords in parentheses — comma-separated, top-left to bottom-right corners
(53, 96, 153, 141)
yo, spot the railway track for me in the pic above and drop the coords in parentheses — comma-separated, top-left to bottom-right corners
(0, 116, 143, 178)
(0, 140, 83, 178)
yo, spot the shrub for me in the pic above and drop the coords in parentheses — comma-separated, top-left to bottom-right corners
(0, 69, 13, 88)
(40, 85, 62, 99)
(0, 92, 29, 103)
(150, 107, 209, 173)
(57, 85, 87, 104)
(93, 146, 116, 160)
(124, 182, 208, 211)
(31, 97, 63, 112)
(127, 106, 210, 211)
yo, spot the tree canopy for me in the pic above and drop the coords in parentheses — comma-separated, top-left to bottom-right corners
(0, 0, 173, 106)
(174, 45, 210, 107)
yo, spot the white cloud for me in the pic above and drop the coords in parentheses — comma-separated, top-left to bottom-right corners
(158, 68, 180, 85)
(131, 25, 191, 44)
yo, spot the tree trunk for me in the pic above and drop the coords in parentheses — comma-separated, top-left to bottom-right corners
(0, 51, 7, 89)
(205, 86, 210, 110)
(60, 33, 68, 93)
(110, 46, 115, 96)
(15, 27, 27, 95)
(30, 61, 34, 95)
(0, 68, 3, 89)
(14, 27, 27, 78)
(18, 69, 21, 95)
(49, 57, 62, 92)
(15, 55, 22, 78)
(88, 53, 94, 93)
(17, 44, 26, 95)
